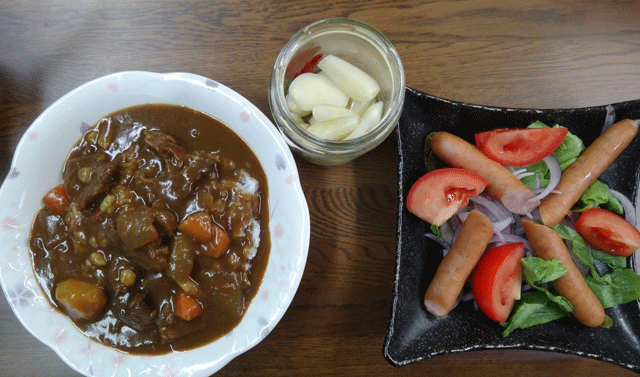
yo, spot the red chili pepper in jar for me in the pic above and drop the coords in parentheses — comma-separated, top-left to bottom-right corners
(294, 53, 323, 78)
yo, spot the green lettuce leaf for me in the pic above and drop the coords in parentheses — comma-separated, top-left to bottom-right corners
(501, 257, 573, 336)
(572, 179, 623, 215)
(518, 160, 549, 190)
(520, 257, 573, 312)
(586, 268, 640, 308)
(430, 224, 441, 239)
(521, 257, 567, 285)
(553, 223, 598, 277)
(501, 291, 570, 337)
(591, 249, 627, 269)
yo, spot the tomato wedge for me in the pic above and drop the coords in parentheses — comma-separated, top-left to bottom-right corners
(575, 208, 640, 257)
(471, 242, 525, 323)
(406, 168, 488, 226)
(474, 127, 568, 166)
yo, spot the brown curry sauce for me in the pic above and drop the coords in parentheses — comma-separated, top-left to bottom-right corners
(29, 104, 270, 354)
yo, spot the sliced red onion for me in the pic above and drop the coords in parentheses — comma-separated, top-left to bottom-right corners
(514, 170, 535, 180)
(488, 234, 529, 249)
(512, 216, 526, 236)
(470, 194, 513, 221)
(498, 234, 528, 244)
(425, 232, 450, 249)
(458, 292, 474, 302)
(566, 211, 580, 225)
(610, 189, 636, 226)
(449, 291, 476, 313)
(442, 247, 451, 257)
(439, 219, 456, 245)
(529, 155, 562, 202)
(490, 231, 506, 245)
(448, 219, 464, 249)
(456, 210, 471, 222)
(492, 216, 514, 233)
(533, 187, 561, 195)
(522, 241, 534, 257)
(603, 104, 616, 131)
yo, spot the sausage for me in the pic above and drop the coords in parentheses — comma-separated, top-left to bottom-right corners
(430, 131, 539, 215)
(424, 209, 493, 317)
(521, 219, 605, 327)
(539, 118, 639, 227)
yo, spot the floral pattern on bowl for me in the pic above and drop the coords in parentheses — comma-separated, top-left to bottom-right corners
(0, 71, 310, 377)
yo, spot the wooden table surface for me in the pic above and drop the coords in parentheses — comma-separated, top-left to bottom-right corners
(2, 1, 640, 376)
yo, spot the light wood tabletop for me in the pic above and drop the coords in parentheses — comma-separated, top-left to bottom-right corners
(2, 1, 640, 376)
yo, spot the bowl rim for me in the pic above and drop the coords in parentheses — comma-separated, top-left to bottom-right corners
(0, 71, 310, 377)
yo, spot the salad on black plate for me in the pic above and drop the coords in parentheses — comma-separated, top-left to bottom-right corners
(406, 118, 640, 336)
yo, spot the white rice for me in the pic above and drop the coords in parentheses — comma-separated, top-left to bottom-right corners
(236, 172, 259, 195)
(232, 171, 262, 262)
(247, 218, 260, 260)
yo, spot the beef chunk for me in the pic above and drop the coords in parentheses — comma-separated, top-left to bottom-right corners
(120, 292, 158, 331)
(143, 129, 184, 166)
(123, 239, 169, 271)
(151, 201, 178, 236)
(67, 157, 120, 209)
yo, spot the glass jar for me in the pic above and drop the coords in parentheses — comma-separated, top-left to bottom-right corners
(268, 18, 405, 166)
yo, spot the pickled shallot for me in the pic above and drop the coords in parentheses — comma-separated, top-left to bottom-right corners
(306, 116, 359, 140)
(311, 105, 358, 122)
(285, 54, 384, 140)
(316, 54, 380, 102)
(346, 101, 383, 140)
(288, 73, 349, 111)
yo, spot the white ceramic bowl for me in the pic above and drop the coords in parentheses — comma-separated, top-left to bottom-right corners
(0, 71, 310, 376)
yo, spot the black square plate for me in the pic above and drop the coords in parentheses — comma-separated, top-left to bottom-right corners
(383, 87, 640, 372)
